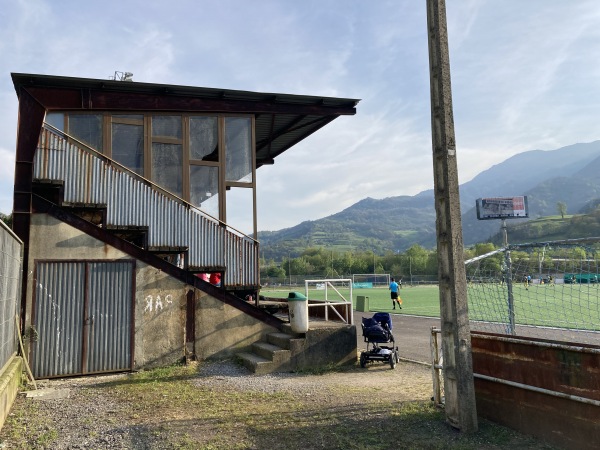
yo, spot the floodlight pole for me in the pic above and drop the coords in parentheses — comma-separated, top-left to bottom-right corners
(426, 0, 478, 432)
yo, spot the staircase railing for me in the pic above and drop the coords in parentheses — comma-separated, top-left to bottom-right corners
(33, 124, 259, 288)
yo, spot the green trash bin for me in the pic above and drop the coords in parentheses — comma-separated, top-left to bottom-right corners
(356, 295, 370, 312)
(287, 292, 308, 333)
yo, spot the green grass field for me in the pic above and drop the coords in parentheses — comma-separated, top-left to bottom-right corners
(468, 282, 600, 331)
(261, 283, 600, 331)
(262, 285, 441, 316)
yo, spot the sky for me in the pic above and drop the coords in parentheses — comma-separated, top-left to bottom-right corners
(2, 0, 600, 232)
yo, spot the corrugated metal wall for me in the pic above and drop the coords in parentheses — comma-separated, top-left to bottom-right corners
(32, 261, 133, 378)
(0, 221, 22, 370)
(86, 262, 133, 372)
(34, 127, 259, 288)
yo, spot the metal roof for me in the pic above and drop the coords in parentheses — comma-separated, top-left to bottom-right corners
(12, 73, 359, 167)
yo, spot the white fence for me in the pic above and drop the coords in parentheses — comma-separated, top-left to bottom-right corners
(304, 278, 353, 324)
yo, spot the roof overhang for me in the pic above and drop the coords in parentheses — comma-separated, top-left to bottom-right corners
(12, 73, 359, 168)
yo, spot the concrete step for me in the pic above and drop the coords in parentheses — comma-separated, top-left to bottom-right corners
(252, 342, 290, 364)
(268, 332, 306, 355)
(267, 332, 294, 349)
(237, 352, 273, 375)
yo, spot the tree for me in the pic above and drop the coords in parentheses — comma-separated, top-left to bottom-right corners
(556, 201, 567, 219)
(405, 244, 429, 274)
(266, 266, 286, 278)
(0, 213, 12, 227)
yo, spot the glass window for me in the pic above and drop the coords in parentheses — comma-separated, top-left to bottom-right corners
(190, 116, 218, 161)
(190, 165, 219, 218)
(225, 117, 252, 183)
(152, 116, 182, 139)
(69, 114, 103, 151)
(152, 143, 183, 197)
(226, 187, 254, 235)
(46, 112, 64, 131)
(112, 123, 144, 175)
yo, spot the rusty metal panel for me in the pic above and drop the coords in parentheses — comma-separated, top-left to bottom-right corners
(472, 333, 600, 400)
(32, 262, 85, 378)
(472, 332, 600, 449)
(86, 261, 133, 373)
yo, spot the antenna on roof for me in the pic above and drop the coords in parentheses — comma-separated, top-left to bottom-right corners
(110, 71, 134, 82)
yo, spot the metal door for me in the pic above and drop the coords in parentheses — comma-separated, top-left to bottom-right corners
(31, 260, 134, 378)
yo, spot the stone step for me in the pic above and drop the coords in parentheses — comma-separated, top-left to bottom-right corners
(267, 332, 294, 349)
(268, 332, 306, 355)
(252, 342, 290, 364)
(236, 352, 273, 375)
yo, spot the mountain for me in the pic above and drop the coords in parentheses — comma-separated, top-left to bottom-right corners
(258, 141, 600, 261)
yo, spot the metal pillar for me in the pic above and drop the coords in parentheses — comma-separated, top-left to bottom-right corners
(426, 0, 478, 432)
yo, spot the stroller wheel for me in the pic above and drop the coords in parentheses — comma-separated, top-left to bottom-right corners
(360, 352, 368, 368)
(390, 353, 396, 369)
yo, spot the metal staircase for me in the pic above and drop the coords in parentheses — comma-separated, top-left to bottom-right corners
(33, 124, 259, 291)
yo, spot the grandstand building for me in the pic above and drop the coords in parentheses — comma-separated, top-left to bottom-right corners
(10, 73, 358, 378)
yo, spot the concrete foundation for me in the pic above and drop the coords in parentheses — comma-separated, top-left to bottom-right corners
(292, 323, 357, 369)
(0, 356, 23, 429)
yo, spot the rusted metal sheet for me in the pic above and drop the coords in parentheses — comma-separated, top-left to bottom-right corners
(472, 332, 600, 449)
(34, 127, 258, 288)
(31, 261, 134, 378)
(472, 332, 600, 400)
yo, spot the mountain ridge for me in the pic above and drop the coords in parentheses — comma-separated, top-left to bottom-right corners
(259, 141, 600, 260)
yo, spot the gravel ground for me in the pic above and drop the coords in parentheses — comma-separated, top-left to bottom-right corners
(0, 359, 434, 449)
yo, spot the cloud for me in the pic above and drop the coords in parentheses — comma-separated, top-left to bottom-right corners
(2, 0, 600, 230)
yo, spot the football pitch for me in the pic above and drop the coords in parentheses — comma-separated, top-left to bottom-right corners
(263, 285, 441, 316)
(262, 283, 600, 331)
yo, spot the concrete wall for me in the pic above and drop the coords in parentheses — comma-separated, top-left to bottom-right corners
(0, 357, 23, 429)
(194, 289, 277, 361)
(293, 324, 357, 369)
(134, 266, 187, 368)
(26, 214, 276, 372)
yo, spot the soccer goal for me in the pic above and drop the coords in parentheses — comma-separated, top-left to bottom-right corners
(352, 273, 390, 288)
(465, 238, 600, 345)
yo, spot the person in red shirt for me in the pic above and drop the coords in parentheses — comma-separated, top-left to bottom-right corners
(209, 272, 221, 287)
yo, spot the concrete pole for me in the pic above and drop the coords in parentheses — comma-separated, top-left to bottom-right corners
(426, 0, 478, 432)
(503, 219, 516, 335)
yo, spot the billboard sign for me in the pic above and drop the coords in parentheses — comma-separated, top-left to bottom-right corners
(476, 196, 529, 220)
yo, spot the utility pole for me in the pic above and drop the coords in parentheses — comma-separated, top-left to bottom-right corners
(426, 0, 478, 432)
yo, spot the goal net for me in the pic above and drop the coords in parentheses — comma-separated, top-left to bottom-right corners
(465, 238, 600, 345)
(352, 273, 390, 288)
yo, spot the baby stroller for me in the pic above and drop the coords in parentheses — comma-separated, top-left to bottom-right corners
(359, 312, 400, 369)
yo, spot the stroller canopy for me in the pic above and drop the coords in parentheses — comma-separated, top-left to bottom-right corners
(372, 312, 392, 331)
